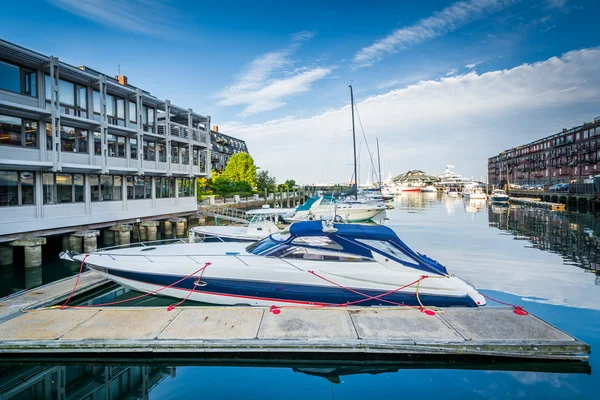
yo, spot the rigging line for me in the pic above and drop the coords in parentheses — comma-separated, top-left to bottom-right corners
(353, 100, 378, 179)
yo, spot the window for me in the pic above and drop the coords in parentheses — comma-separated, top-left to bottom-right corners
(92, 90, 101, 121)
(143, 140, 155, 161)
(193, 148, 198, 166)
(129, 176, 152, 200)
(90, 174, 122, 201)
(171, 145, 179, 163)
(142, 106, 155, 133)
(46, 123, 53, 150)
(129, 101, 137, 128)
(126, 176, 134, 199)
(134, 177, 145, 199)
(158, 143, 166, 162)
(177, 178, 194, 197)
(45, 76, 87, 117)
(94, 131, 101, 155)
(156, 177, 175, 198)
(107, 134, 126, 157)
(0, 114, 38, 148)
(43, 174, 84, 204)
(0, 171, 18, 206)
(0, 60, 36, 97)
(130, 138, 138, 160)
(60, 125, 88, 153)
(106, 94, 125, 126)
(181, 146, 189, 165)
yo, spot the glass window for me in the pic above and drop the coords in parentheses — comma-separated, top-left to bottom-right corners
(161, 177, 169, 198)
(45, 75, 52, 101)
(129, 101, 137, 122)
(0, 171, 18, 206)
(113, 175, 122, 201)
(93, 90, 101, 114)
(169, 178, 175, 198)
(90, 174, 100, 202)
(77, 129, 87, 153)
(60, 125, 75, 152)
(134, 177, 145, 199)
(143, 140, 155, 161)
(158, 143, 166, 162)
(43, 173, 55, 204)
(193, 148, 198, 166)
(117, 136, 125, 157)
(59, 79, 74, 106)
(0, 114, 23, 147)
(106, 94, 115, 117)
(46, 123, 53, 151)
(20, 172, 35, 205)
(107, 134, 117, 157)
(94, 131, 101, 155)
(126, 176, 134, 199)
(130, 138, 138, 159)
(144, 177, 152, 198)
(77, 86, 87, 109)
(56, 174, 73, 203)
(171, 145, 179, 163)
(74, 174, 84, 202)
(24, 69, 37, 97)
(101, 175, 113, 201)
(116, 98, 125, 119)
(0, 60, 21, 93)
(181, 147, 189, 165)
(24, 120, 37, 148)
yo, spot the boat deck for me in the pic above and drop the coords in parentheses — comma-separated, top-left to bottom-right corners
(0, 273, 590, 364)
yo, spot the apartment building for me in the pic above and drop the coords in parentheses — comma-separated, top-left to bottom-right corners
(488, 117, 600, 187)
(0, 39, 210, 237)
(210, 125, 249, 171)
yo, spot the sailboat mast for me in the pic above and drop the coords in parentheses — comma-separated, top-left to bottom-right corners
(350, 85, 358, 200)
(376, 138, 382, 188)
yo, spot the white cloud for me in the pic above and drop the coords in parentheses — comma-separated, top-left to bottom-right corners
(48, 0, 175, 35)
(223, 47, 600, 184)
(465, 61, 482, 69)
(353, 0, 520, 67)
(446, 68, 459, 76)
(218, 31, 332, 116)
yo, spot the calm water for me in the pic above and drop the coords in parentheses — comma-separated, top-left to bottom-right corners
(1, 193, 599, 399)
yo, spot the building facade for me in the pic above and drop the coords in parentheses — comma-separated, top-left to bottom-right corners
(488, 118, 600, 187)
(210, 125, 249, 171)
(0, 39, 210, 238)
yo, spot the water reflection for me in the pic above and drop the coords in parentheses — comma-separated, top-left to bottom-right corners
(0, 364, 174, 400)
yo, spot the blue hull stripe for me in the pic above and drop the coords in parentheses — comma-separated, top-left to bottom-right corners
(94, 266, 477, 307)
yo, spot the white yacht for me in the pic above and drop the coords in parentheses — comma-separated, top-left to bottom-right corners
(438, 165, 472, 187)
(192, 211, 282, 242)
(283, 196, 386, 223)
(490, 189, 510, 204)
(61, 221, 486, 308)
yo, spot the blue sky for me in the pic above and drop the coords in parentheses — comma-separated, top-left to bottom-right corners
(2, 0, 599, 183)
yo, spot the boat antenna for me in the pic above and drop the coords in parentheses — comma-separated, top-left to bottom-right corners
(376, 138, 382, 189)
(350, 84, 358, 200)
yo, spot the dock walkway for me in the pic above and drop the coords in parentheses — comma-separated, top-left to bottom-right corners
(0, 306, 589, 362)
(510, 197, 566, 211)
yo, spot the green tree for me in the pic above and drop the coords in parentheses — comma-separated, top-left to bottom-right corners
(284, 179, 296, 188)
(213, 176, 235, 197)
(256, 170, 276, 192)
(222, 153, 257, 187)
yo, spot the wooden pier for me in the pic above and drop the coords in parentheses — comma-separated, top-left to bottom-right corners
(510, 197, 566, 212)
(0, 272, 590, 365)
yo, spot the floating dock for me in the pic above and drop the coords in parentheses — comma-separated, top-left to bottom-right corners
(0, 273, 590, 365)
(510, 197, 566, 211)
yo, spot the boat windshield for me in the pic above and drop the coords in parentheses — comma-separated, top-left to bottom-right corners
(246, 229, 291, 254)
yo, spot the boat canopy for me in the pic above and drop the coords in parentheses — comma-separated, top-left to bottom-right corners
(248, 221, 448, 275)
(296, 196, 337, 211)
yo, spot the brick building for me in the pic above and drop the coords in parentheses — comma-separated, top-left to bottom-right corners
(488, 117, 600, 187)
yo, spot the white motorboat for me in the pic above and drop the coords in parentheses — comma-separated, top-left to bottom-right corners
(446, 188, 460, 197)
(467, 187, 487, 200)
(192, 213, 281, 242)
(62, 221, 486, 308)
(490, 189, 510, 204)
(283, 196, 386, 223)
(421, 185, 437, 193)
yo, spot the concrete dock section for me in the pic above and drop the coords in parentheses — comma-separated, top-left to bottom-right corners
(0, 305, 589, 363)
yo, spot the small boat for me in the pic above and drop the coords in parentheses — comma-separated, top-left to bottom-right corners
(421, 185, 437, 193)
(283, 196, 386, 223)
(192, 212, 281, 242)
(62, 221, 486, 308)
(400, 185, 421, 193)
(468, 187, 487, 200)
(490, 189, 509, 204)
(446, 188, 460, 197)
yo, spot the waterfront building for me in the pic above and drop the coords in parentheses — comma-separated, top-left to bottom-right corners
(393, 170, 438, 186)
(210, 125, 249, 171)
(488, 117, 600, 187)
(0, 39, 211, 239)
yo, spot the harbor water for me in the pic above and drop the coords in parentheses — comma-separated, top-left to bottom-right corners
(1, 193, 599, 399)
